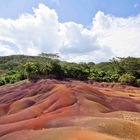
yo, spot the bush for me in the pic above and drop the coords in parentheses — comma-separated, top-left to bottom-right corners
(4, 74, 20, 84)
(24, 61, 64, 81)
(19, 71, 27, 80)
(0, 78, 6, 86)
(111, 73, 120, 82)
(24, 62, 40, 81)
(10, 76, 17, 84)
(119, 73, 136, 85)
(50, 61, 64, 79)
(102, 76, 111, 82)
(5, 76, 11, 83)
(10, 74, 20, 84)
(136, 79, 140, 87)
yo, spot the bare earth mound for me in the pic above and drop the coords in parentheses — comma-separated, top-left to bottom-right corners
(0, 80, 140, 140)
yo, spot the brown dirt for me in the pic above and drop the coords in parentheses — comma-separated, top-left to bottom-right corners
(0, 79, 140, 140)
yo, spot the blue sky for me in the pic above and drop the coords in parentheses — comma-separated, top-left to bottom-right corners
(0, 0, 140, 25)
(0, 0, 140, 62)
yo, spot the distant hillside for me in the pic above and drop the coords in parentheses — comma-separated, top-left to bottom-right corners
(0, 55, 52, 72)
(0, 55, 140, 86)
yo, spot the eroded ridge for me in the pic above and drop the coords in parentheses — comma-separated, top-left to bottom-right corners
(0, 80, 140, 140)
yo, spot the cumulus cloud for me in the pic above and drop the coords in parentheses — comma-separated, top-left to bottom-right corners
(93, 11, 140, 58)
(0, 4, 140, 62)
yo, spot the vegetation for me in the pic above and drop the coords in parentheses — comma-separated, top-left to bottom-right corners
(136, 79, 140, 87)
(118, 73, 136, 85)
(39, 53, 59, 59)
(0, 55, 140, 86)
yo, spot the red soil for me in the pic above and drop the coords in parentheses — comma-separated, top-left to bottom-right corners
(0, 80, 140, 140)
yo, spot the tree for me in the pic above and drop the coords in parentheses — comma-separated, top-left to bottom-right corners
(1, 55, 140, 86)
(24, 62, 40, 81)
(39, 53, 59, 59)
(50, 61, 64, 79)
(118, 57, 140, 78)
(119, 73, 136, 85)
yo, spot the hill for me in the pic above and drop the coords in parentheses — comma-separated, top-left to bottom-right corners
(1, 55, 140, 86)
(0, 55, 140, 139)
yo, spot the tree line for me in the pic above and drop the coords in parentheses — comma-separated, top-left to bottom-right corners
(0, 55, 140, 86)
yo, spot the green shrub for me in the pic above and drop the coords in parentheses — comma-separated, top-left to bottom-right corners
(3, 73, 21, 84)
(111, 73, 120, 82)
(136, 79, 140, 87)
(119, 73, 136, 85)
(10, 76, 17, 84)
(102, 76, 111, 82)
(19, 71, 27, 80)
(88, 75, 104, 82)
(5, 76, 11, 83)
(7, 70, 18, 75)
(50, 61, 64, 78)
(10, 74, 20, 84)
(24, 62, 40, 81)
(0, 78, 6, 86)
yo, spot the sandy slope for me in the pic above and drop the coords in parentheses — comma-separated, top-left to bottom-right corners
(0, 80, 140, 140)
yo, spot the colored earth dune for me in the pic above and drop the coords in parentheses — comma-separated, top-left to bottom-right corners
(0, 79, 140, 140)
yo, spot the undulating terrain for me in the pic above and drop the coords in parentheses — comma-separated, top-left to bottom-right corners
(0, 79, 140, 140)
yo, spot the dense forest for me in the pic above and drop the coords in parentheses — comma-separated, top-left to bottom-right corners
(0, 54, 140, 87)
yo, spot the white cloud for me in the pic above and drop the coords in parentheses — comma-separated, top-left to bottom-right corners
(0, 43, 15, 56)
(92, 11, 140, 59)
(0, 4, 140, 62)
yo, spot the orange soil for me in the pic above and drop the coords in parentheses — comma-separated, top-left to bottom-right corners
(0, 79, 140, 140)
